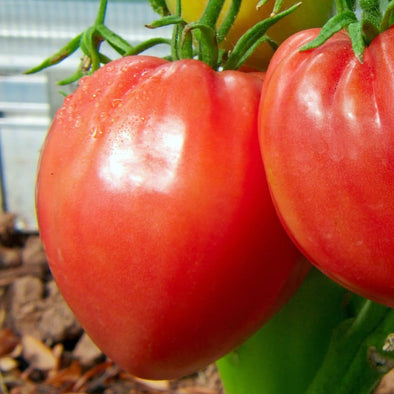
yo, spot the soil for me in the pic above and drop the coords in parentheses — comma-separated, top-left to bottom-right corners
(0, 211, 393, 394)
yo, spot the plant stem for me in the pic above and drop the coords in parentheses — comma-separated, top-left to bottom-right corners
(124, 37, 171, 57)
(190, 0, 227, 69)
(218, 268, 356, 394)
(95, 0, 108, 25)
(305, 300, 392, 394)
(171, 0, 182, 60)
(217, 0, 241, 43)
(199, 0, 226, 29)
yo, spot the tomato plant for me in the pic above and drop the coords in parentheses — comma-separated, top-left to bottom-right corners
(217, 267, 355, 394)
(165, 0, 335, 69)
(259, 25, 394, 307)
(31, 0, 394, 390)
(36, 55, 308, 379)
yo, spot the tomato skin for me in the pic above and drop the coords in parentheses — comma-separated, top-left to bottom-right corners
(165, 0, 334, 69)
(36, 56, 307, 379)
(259, 27, 394, 307)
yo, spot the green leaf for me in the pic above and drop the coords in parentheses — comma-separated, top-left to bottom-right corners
(226, 35, 278, 70)
(149, 0, 170, 16)
(146, 15, 185, 29)
(96, 24, 133, 55)
(223, 2, 301, 70)
(57, 69, 85, 86)
(272, 0, 286, 14)
(360, 0, 382, 23)
(347, 0, 357, 9)
(24, 33, 82, 74)
(300, 10, 358, 51)
(347, 21, 366, 61)
(257, 0, 285, 11)
(380, 0, 394, 29)
(299, 0, 394, 60)
(256, 0, 270, 8)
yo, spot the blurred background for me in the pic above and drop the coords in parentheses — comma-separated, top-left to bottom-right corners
(0, 0, 171, 231)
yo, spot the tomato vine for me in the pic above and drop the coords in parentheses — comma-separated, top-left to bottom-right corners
(301, 0, 394, 60)
(24, 0, 300, 82)
(305, 301, 394, 393)
(25, 0, 170, 84)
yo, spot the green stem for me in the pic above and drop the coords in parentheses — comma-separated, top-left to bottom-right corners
(219, 267, 394, 394)
(336, 0, 350, 13)
(305, 300, 393, 394)
(218, 267, 358, 394)
(171, 0, 182, 61)
(124, 37, 171, 56)
(95, 0, 108, 25)
(185, 22, 218, 68)
(179, 26, 194, 59)
(175, 0, 181, 15)
(217, 0, 241, 43)
(199, 0, 226, 29)
(147, 15, 185, 29)
(82, 27, 102, 72)
(186, 0, 226, 68)
(58, 69, 85, 86)
(272, 0, 285, 14)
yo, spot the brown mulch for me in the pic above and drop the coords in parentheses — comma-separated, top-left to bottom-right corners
(0, 211, 394, 394)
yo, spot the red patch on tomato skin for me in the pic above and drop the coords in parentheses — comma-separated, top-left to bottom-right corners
(37, 56, 307, 379)
(259, 27, 394, 307)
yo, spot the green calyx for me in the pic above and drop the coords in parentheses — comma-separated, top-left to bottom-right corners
(301, 0, 394, 62)
(223, 2, 301, 70)
(150, 0, 301, 71)
(25, 0, 301, 83)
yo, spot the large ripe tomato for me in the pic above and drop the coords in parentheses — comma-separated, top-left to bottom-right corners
(36, 55, 308, 379)
(259, 27, 394, 307)
(165, 0, 334, 69)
